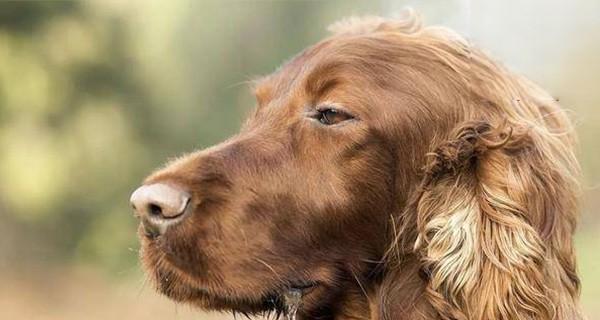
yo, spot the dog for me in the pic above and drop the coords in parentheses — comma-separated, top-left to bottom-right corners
(130, 12, 584, 320)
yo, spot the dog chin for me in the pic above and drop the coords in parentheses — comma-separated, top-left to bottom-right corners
(150, 264, 320, 318)
(152, 269, 278, 314)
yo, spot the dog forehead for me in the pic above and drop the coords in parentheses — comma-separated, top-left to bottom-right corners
(251, 41, 341, 105)
(251, 13, 433, 108)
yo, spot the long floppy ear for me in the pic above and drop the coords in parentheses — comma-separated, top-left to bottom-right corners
(413, 121, 582, 320)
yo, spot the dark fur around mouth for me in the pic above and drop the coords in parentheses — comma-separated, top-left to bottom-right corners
(231, 285, 317, 320)
(152, 263, 318, 319)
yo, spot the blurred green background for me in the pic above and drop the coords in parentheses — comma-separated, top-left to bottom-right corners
(0, 1, 598, 319)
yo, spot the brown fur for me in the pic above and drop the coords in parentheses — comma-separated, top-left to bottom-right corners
(136, 12, 583, 320)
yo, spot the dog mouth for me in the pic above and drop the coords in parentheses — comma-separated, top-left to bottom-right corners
(280, 284, 315, 320)
(264, 282, 319, 319)
(140, 223, 323, 318)
(151, 261, 319, 319)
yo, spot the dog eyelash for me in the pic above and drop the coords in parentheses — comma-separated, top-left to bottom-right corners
(314, 107, 354, 125)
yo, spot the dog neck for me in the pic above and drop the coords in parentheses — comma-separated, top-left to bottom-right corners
(364, 256, 433, 320)
(306, 256, 433, 320)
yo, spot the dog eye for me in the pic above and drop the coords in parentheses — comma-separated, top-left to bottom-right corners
(316, 108, 353, 125)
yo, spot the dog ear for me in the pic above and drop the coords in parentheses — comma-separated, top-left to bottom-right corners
(412, 120, 581, 320)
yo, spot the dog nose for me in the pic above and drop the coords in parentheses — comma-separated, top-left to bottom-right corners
(130, 183, 191, 236)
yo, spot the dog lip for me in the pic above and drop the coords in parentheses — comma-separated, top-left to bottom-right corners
(289, 280, 318, 292)
(139, 197, 193, 239)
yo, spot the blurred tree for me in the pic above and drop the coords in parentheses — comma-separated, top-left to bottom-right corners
(0, 1, 156, 273)
(0, 1, 77, 33)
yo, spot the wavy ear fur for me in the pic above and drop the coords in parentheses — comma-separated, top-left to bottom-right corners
(413, 121, 582, 320)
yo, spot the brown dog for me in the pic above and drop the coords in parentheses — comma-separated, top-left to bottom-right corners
(130, 12, 584, 320)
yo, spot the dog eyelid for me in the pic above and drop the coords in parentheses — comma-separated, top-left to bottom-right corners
(313, 105, 355, 125)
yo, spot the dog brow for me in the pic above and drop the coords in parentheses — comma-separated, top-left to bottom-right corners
(304, 61, 346, 99)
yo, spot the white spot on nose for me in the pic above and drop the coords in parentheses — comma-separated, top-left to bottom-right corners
(130, 183, 191, 219)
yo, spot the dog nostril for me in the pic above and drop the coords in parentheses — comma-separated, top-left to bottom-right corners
(148, 203, 163, 217)
(130, 183, 191, 221)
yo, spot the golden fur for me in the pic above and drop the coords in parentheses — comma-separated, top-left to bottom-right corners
(378, 12, 583, 320)
(135, 10, 584, 320)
